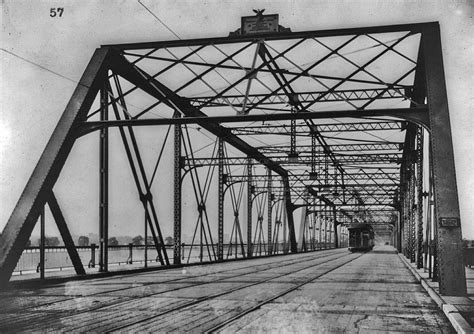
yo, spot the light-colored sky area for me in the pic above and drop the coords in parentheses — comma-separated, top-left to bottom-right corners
(1, 0, 473, 242)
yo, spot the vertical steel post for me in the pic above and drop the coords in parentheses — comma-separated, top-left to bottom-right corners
(173, 114, 182, 265)
(423, 23, 466, 295)
(217, 138, 224, 261)
(409, 172, 417, 262)
(267, 169, 272, 255)
(324, 211, 328, 249)
(427, 176, 434, 278)
(430, 155, 439, 282)
(144, 213, 148, 268)
(402, 189, 407, 256)
(283, 177, 297, 253)
(298, 194, 308, 252)
(311, 133, 316, 175)
(99, 83, 109, 273)
(247, 158, 253, 257)
(90, 244, 96, 268)
(397, 211, 402, 253)
(403, 175, 410, 258)
(318, 212, 322, 249)
(333, 206, 338, 248)
(416, 127, 424, 268)
(407, 171, 414, 261)
(312, 213, 316, 250)
(39, 205, 45, 279)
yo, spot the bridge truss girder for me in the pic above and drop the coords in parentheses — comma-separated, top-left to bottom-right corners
(188, 88, 408, 108)
(184, 153, 402, 166)
(0, 21, 465, 296)
(229, 121, 404, 136)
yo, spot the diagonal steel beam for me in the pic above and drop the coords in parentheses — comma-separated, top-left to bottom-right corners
(48, 192, 86, 276)
(109, 51, 289, 178)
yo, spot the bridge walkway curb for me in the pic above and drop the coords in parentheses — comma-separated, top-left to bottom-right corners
(399, 253, 474, 334)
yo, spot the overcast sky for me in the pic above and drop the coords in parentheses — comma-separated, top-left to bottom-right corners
(1, 0, 473, 240)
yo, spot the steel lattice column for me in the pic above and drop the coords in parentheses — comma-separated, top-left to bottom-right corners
(407, 168, 414, 261)
(402, 188, 408, 257)
(267, 169, 273, 255)
(99, 83, 109, 272)
(324, 209, 328, 249)
(217, 138, 224, 260)
(396, 211, 401, 253)
(247, 158, 253, 257)
(173, 113, 182, 265)
(416, 127, 424, 269)
(332, 206, 338, 248)
(423, 23, 466, 295)
(406, 170, 413, 261)
(410, 171, 417, 263)
(318, 213, 322, 250)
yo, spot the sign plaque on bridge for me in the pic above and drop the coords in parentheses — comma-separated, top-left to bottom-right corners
(440, 217, 460, 228)
(241, 12, 279, 35)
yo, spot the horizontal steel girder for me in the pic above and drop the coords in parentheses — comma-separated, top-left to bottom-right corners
(188, 88, 408, 108)
(102, 22, 432, 50)
(230, 121, 403, 135)
(253, 185, 397, 195)
(184, 153, 403, 167)
(257, 143, 402, 153)
(277, 188, 395, 197)
(80, 107, 428, 136)
(237, 179, 398, 189)
(225, 172, 399, 183)
(268, 188, 395, 200)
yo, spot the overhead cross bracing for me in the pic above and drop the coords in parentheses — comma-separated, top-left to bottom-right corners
(0, 17, 466, 296)
(187, 88, 408, 108)
(229, 121, 403, 135)
(184, 153, 403, 166)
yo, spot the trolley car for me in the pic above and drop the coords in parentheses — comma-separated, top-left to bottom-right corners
(348, 223, 374, 252)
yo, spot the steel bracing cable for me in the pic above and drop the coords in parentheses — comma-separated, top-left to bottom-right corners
(223, 144, 247, 258)
(137, 0, 268, 117)
(182, 125, 218, 263)
(311, 37, 417, 106)
(252, 173, 268, 255)
(191, 36, 409, 97)
(107, 78, 169, 265)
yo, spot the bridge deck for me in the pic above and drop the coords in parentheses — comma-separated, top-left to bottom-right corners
(0, 246, 454, 332)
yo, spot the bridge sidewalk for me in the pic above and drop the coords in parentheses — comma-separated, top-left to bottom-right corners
(399, 254, 474, 334)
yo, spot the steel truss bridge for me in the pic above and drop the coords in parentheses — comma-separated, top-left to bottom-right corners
(0, 16, 466, 296)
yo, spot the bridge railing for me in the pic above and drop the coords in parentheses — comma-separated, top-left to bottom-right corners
(12, 242, 338, 276)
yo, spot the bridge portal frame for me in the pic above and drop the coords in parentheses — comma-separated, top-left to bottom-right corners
(0, 21, 465, 296)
